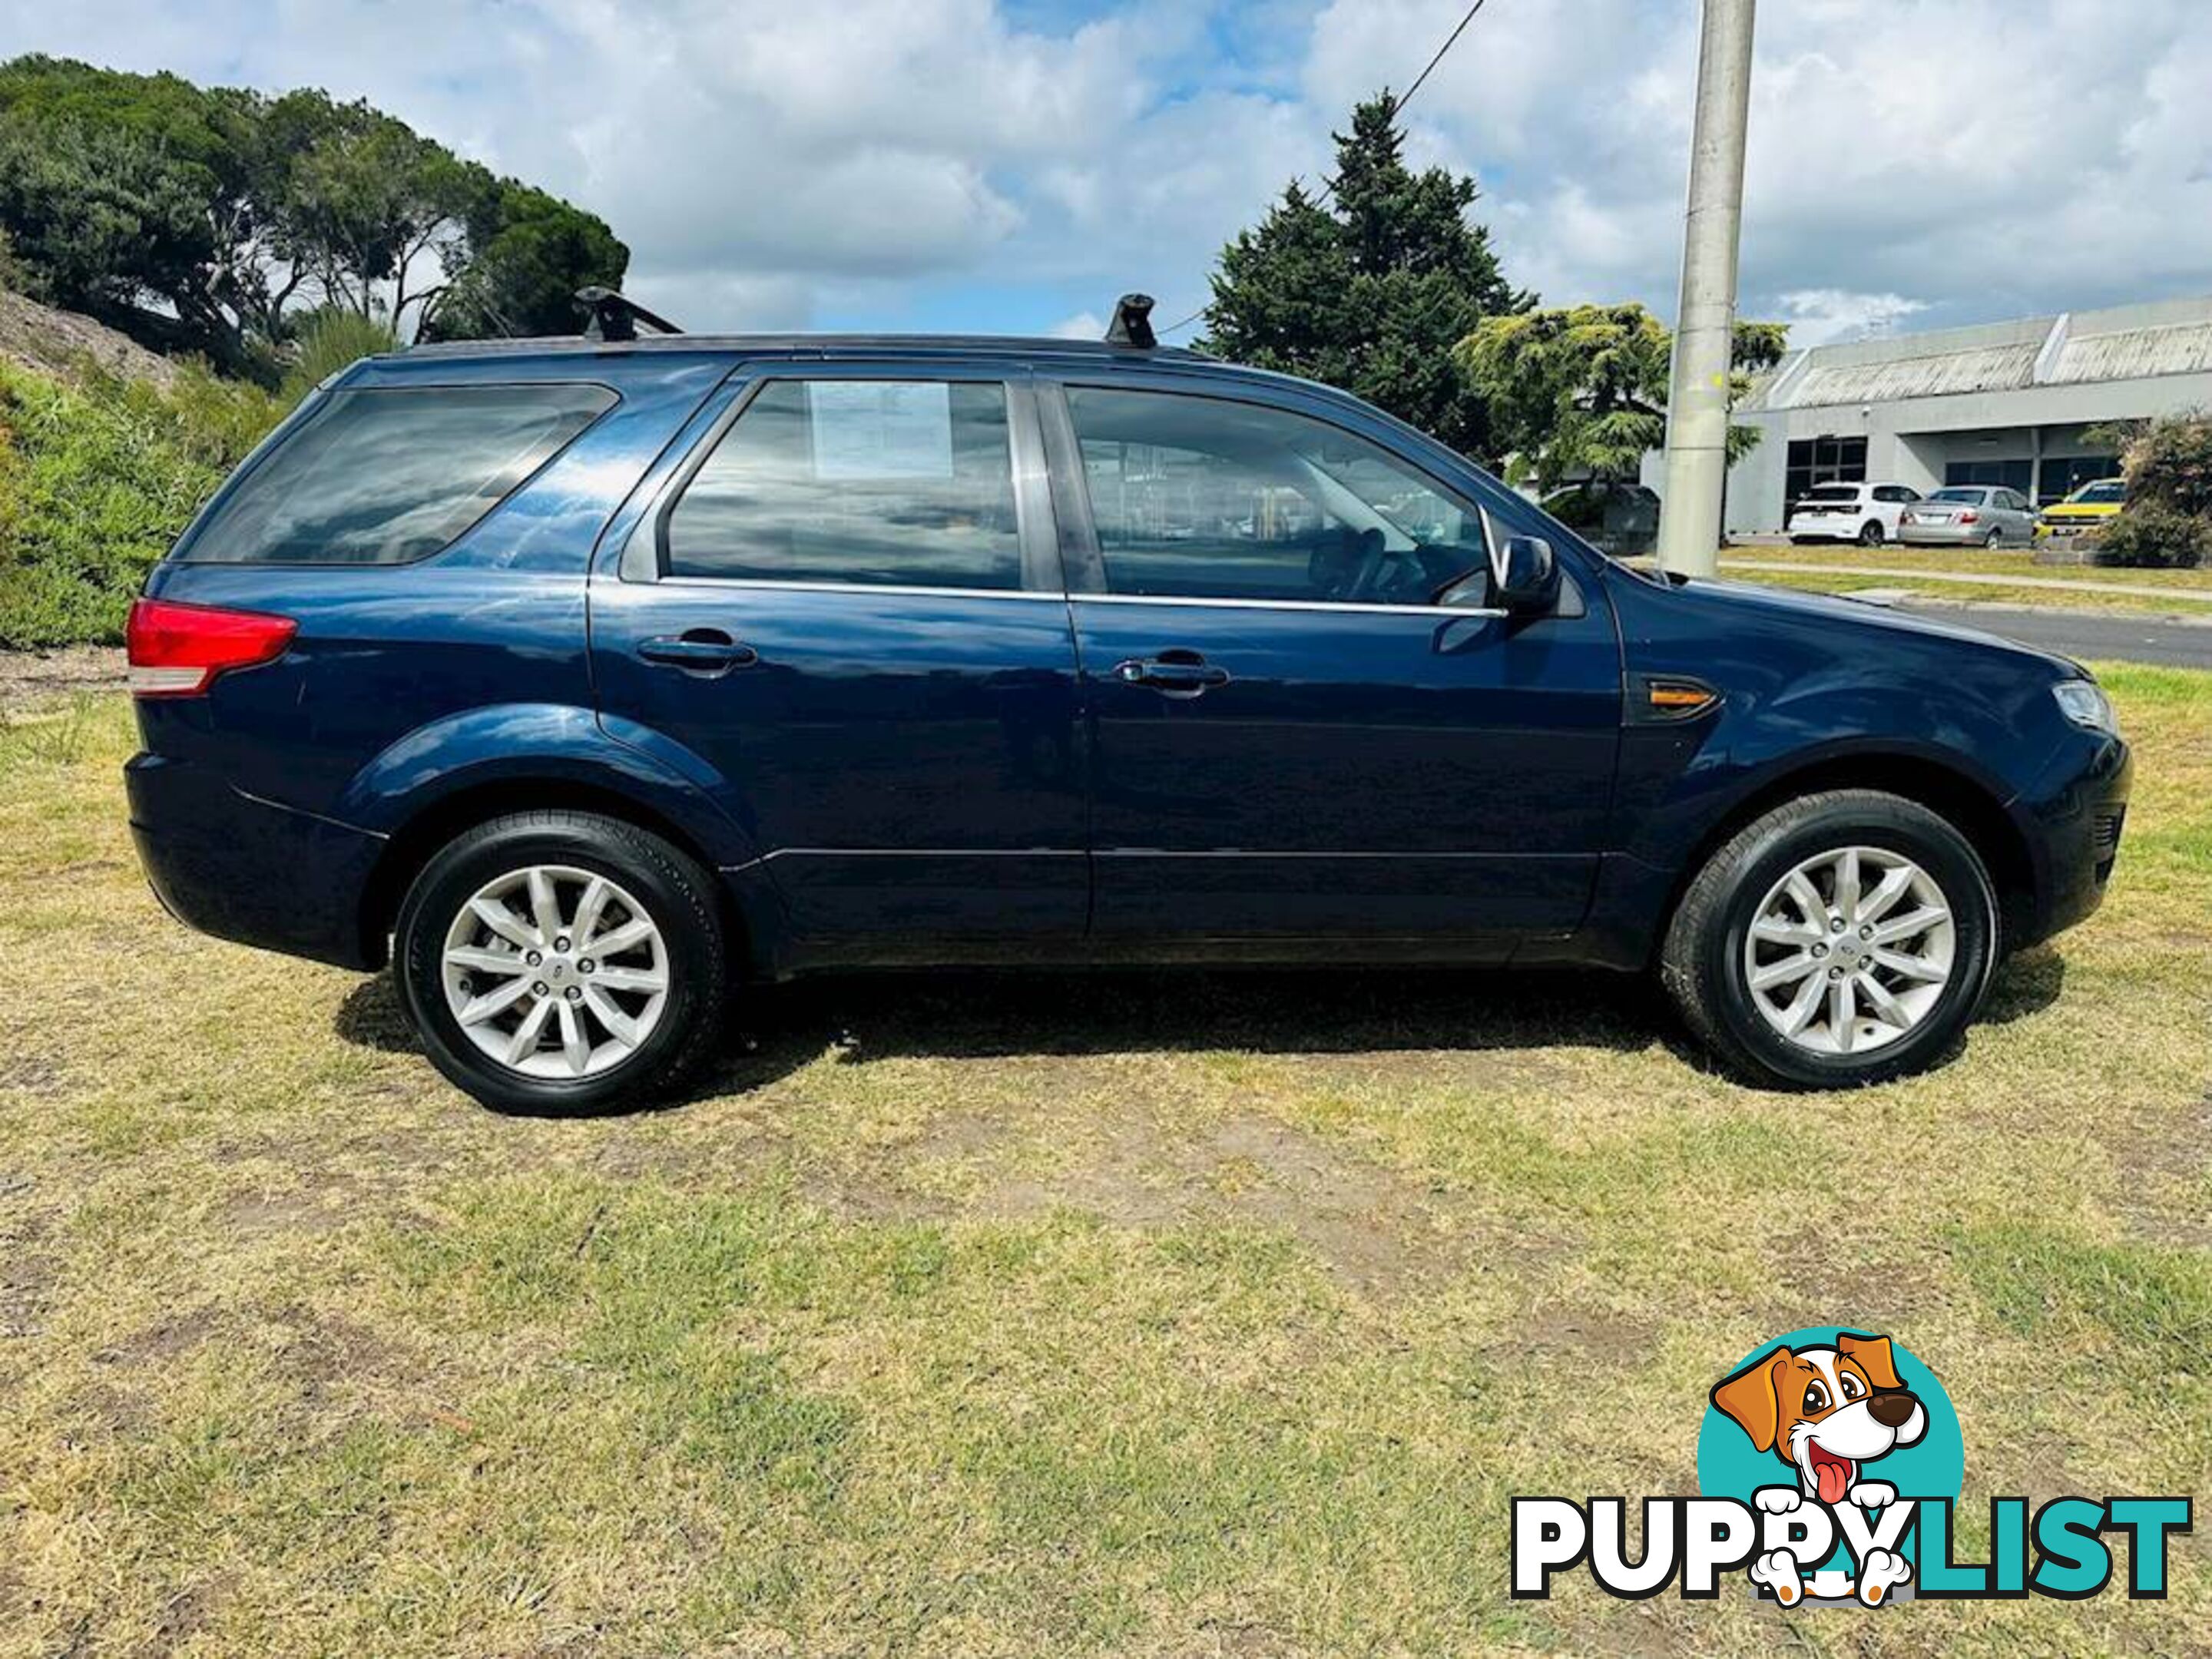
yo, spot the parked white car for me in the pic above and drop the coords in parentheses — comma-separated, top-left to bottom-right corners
(1786, 482, 1921, 547)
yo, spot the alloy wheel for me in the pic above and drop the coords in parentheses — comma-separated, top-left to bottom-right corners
(1740, 846, 1955, 1057)
(440, 863, 671, 1079)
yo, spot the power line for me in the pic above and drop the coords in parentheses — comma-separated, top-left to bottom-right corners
(1400, 0, 1491, 113)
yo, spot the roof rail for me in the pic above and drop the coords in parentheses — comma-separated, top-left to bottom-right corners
(575, 286, 684, 343)
(1104, 293, 1157, 349)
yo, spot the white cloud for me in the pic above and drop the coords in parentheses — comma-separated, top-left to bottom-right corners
(1777, 290, 1932, 348)
(4, 0, 2211, 346)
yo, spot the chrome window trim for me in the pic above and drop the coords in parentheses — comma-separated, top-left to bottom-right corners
(1075, 592, 1508, 620)
(645, 575, 1065, 603)
(641, 573, 1505, 618)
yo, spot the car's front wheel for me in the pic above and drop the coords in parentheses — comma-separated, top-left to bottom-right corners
(1661, 790, 1999, 1088)
(394, 810, 726, 1113)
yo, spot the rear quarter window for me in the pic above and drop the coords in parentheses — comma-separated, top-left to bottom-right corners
(177, 382, 618, 565)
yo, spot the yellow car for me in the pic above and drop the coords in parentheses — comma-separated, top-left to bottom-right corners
(2035, 478, 2126, 540)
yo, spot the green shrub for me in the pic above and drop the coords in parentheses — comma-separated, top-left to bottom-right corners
(2088, 412, 2212, 569)
(2094, 503, 2210, 570)
(0, 358, 283, 647)
(279, 307, 397, 405)
(2124, 411, 2212, 519)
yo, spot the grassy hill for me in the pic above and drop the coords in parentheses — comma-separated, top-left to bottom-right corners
(0, 287, 282, 648)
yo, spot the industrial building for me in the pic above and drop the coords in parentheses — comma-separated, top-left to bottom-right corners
(1656, 294, 2212, 535)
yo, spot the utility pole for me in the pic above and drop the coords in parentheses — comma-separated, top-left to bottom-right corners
(1656, 0, 1757, 577)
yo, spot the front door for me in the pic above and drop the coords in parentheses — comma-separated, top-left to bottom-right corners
(1044, 380, 1622, 950)
(591, 364, 1086, 963)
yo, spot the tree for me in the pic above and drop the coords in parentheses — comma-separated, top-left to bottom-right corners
(1202, 92, 1529, 458)
(1455, 302, 1787, 490)
(0, 55, 629, 373)
(420, 183, 628, 342)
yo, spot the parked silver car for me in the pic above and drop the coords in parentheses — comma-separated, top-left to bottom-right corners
(1899, 485, 2038, 548)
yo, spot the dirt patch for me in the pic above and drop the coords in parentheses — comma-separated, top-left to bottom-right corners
(143, 1573, 232, 1657)
(98, 1306, 223, 1368)
(2108, 1091, 2212, 1245)
(0, 1056, 66, 1097)
(0, 647, 126, 712)
(0, 287, 180, 389)
(224, 1187, 359, 1238)
(1767, 1227, 1950, 1326)
(0, 1202, 55, 1340)
(1505, 1304, 1661, 1364)
(976, 1114, 1513, 1296)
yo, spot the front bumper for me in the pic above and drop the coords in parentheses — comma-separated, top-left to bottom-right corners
(2035, 518, 2114, 541)
(127, 752, 386, 969)
(2011, 731, 2131, 947)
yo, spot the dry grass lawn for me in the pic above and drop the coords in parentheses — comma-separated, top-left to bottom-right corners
(1, 672, 2207, 1657)
(1717, 542, 2212, 618)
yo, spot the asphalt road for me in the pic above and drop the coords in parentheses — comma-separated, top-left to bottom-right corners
(1887, 601, 2212, 669)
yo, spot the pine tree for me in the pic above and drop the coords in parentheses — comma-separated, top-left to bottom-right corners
(1203, 92, 1529, 459)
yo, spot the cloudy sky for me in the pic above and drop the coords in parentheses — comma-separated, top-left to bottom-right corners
(8, 0, 2212, 349)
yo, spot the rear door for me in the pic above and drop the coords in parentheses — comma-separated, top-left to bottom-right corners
(1041, 376, 1622, 950)
(590, 361, 1088, 963)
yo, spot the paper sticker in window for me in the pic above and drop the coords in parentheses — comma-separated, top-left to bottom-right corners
(807, 381, 954, 480)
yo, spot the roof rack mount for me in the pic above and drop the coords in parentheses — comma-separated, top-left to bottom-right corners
(575, 286, 684, 343)
(1105, 293, 1157, 349)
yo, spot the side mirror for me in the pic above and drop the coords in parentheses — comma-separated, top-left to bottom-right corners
(1492, 534, 1560, 613)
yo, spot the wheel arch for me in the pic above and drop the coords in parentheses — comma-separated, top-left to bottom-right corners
(1661, 750, 2039, 956)
(357, 777, 756, 972)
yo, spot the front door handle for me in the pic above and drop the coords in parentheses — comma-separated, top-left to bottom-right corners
(638, 628, 759, 676)
(1114, 651, 1230, 696)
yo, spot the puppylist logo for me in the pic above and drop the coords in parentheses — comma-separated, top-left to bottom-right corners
(1513, 1327, 2192, 1608)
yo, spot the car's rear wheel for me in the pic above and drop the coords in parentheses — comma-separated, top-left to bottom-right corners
(1859, 520, 1885, 547)
(1661, 790, 1999, 1088)
(1982, 526, 2002, 548)
(394, 810, 725, 1113)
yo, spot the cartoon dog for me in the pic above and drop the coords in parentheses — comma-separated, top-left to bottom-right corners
(1712, 1331, 1929, 1606)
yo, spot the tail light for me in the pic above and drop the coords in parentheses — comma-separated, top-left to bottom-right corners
(126, 598, 297, 697)
(1957, 510, 1979, 524)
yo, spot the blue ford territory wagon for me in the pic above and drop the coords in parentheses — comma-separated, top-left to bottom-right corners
(124, 296, 2131, 1111)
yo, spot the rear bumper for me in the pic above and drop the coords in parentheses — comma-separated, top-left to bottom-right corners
(2012, 733, 2131, 947)
(1899, 525, 1999, 545)
(127, 752, 386, 969)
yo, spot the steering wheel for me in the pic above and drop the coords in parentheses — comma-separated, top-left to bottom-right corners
(1308, 527, 1379, 601)
(1349, 537, 1435, 603)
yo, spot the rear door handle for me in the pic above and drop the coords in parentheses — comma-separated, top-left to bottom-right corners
(1114, 652, 1230, 696)
(637, 629, 758, 675)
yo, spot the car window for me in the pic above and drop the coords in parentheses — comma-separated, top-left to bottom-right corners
(1065, 386, 1491, 605)
(179, 383, 616, 565)
(666, 379, 1022, 588)
(2075, 482, 2127, 505)
(1801, 485, 1862, 503)
(1929, 488, 1983, 504)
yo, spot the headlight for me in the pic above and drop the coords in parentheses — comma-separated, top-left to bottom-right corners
(2052, 680, 2117, 734)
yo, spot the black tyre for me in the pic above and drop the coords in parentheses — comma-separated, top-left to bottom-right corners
(1982, 526, 2002, 548)
(1859, 519, 1885, 547)
(394, 810, 726, 1114)
(1660, 790, 1999, 1088)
